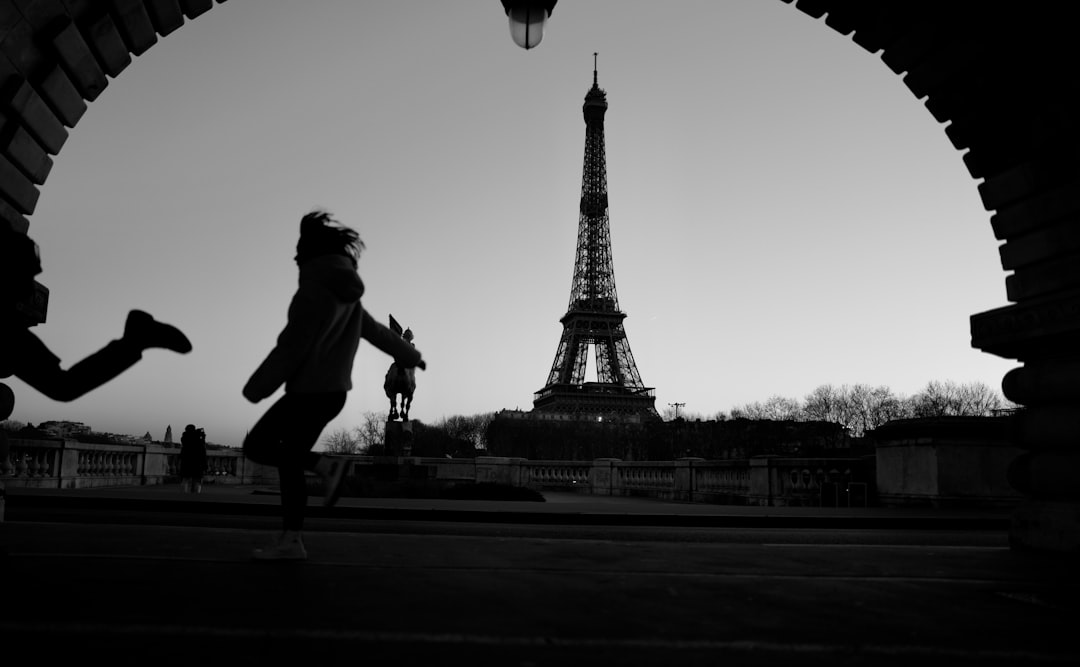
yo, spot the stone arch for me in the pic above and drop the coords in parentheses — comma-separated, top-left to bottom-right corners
(1, 1, 225, 228)
(2, 0, 1078, 550)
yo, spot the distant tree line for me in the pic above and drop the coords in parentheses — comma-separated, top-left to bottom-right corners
(321, 411, 497, 458)
(316, 380, 1015, 461)
(716, 381, 1015, 437)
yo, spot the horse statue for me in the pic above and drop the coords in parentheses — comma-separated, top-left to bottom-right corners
(383, 314, 416, 421)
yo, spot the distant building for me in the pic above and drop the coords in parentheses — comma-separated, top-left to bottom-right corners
(488, 411, 852, 461)
(37, 420, 91, 438)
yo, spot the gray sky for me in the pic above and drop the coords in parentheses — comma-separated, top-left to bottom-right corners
(8, 0, 1015, 446)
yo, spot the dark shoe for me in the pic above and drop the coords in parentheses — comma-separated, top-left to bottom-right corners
(124, 310, 192, 354)
(322, 456, 349, 507)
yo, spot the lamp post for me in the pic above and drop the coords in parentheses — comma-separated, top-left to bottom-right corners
(500, 0, 557, 50)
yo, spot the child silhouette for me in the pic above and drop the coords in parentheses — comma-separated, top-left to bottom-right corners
(242, 209, 425, 561)
(1, 224, 191, 403)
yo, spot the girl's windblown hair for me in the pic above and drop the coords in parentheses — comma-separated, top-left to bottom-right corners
(295, 209, 364, 266)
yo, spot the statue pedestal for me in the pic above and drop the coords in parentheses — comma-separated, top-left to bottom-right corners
(385, 420, 413, 457)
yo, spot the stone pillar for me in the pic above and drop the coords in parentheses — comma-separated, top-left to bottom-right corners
(748, 456, 775, 507)
(475, 457, 525, 487)
(384, 420, 415, 457)
(675, 458, 704, 502)
(591, 458, 620, 495)
(59, 439, 80, 489)
(972, 298, 1080, 553)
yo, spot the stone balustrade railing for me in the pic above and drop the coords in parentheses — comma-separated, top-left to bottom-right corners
(10, 431, 1030, 509)
(1, 438, 267, 489)
(524, 456, 874, 507)
(1, 437, 873, 507)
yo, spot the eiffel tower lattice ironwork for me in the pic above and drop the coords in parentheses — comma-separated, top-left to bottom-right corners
(533, 56, 657, 419)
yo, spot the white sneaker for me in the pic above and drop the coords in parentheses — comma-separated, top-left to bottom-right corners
(251, 532, 307, 561)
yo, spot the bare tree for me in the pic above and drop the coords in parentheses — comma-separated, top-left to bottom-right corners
(440, 412, 499, 451)
(763, 395, 802, 421)
(354, 411, 385, 454)
(846, 384, 909, 437)
(800, 384, 909, 436)
(321, 427, 359, 454)
(442, 415, 473, 441)
(730, 395, 801, 421)
(910, 380, 1007, 417)
(803, 384, 845, 423)
(470, 412, 498, 450)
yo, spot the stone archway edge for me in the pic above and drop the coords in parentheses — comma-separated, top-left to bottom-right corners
(1, 0, 224, 227)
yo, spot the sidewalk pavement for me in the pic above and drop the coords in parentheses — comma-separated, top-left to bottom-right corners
(1, 483, 1074, 666)
(3, 480, 1017, 528)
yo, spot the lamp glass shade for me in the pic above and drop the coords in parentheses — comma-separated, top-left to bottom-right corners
(507, 7, 548, 49)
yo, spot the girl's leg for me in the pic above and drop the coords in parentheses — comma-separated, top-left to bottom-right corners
(243, 392, 346, 532)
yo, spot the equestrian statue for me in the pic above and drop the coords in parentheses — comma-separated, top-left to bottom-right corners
(383, 314, 417, 421)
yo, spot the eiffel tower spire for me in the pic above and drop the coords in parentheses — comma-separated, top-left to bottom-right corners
(533, 57, 657, 420)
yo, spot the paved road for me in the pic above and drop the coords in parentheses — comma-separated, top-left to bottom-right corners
(1, 484, 1076, 666)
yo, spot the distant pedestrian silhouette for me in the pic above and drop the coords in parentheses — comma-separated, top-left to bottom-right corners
(383, 315, 417, 421)
(1, 225, 191, 403)
(242, 209, 425, 561)
(179, 424, 208, 493)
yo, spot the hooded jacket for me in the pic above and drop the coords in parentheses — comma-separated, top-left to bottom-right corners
(242, 254, 420, 402)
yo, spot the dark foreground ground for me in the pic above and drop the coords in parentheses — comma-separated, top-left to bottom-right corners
(1, 483, 1076, 666)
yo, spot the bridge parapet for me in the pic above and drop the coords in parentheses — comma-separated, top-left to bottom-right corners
(1, 438, 261, 489)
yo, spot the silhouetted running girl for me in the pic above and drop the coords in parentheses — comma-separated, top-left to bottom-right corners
(242, 209, 425, 561)
(1, 225, 192, 402)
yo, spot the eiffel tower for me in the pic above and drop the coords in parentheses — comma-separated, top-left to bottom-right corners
(533, 56, 658, 420)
